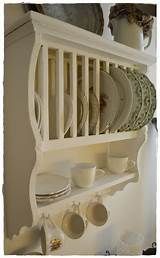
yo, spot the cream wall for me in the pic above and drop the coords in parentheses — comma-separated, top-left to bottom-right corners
(4, 3, 157, 254)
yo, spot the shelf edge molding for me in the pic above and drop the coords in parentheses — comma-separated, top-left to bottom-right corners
(39, 131, 139, 151)
(5, 11, 156, 71)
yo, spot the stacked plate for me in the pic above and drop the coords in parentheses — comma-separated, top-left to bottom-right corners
(116, 68, 156, 132)
(77, 67, 156, 134)
(99, 67, 156, 133)
(36, 173, 71, 203)
(35, 67, 156, 136)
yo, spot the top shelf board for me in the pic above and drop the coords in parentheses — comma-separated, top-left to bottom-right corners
(5, 11, 156, 71)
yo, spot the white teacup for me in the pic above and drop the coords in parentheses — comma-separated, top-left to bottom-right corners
(39, 214, 64, 254)
(62, 202, 87, 239)
(86, 195, 109, 226)
(107, 155, 135, 174)
(71, 163, 105, 188)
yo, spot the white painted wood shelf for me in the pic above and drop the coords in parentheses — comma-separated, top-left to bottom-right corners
(37, 169, 137, 214)
(5, 11, 156, 70)
(40, 131, 139, 151)
(4, 8, 154, 245)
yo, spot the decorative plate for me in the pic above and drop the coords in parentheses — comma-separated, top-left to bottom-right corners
(118, 68, 143, 132)
(137, 73, 156, 127)
(64, 94, 73, 134)
(36, 173, 70, 196)
(77, 89, 89, 134)
(36, 187, 71, 203)
(132, 70, 151, 130)
(34, 92, 42, 131)
(24, 4, 104, 35)
(36, 185, 71, 198)
(52, 93, 73, 137)
(110, 67, 133, 132)
(99, 70, 119, 133)
(89, 88, 99, 134)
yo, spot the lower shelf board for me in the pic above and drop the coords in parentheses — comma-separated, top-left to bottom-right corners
(37, 170, 137, 215)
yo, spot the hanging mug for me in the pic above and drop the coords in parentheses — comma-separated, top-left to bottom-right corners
(39, 214, 64, 254)
(62, 202, 87, 239)
(86, 194, 109, 226)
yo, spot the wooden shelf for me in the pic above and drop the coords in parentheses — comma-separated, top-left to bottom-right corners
(39, 131, 139, 151)
(37, 170, 137, 215)
(5, 11, 156, 71)
(4, 8, 151, 240)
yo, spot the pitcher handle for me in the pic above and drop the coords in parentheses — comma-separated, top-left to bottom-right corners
(144, 30, 152, 49)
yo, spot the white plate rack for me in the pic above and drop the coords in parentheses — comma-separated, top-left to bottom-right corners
(4, 11, 156, 243)
(34, 44, 141, 151)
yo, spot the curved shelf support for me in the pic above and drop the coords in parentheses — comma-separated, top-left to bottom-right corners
(4, 33, 40, 239)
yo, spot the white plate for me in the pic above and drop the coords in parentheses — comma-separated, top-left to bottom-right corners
(64, 94, 73, 134)
(36, 187, 71, 201)
(36, 173, 70, 196)
(36, 187, 71, 204)
(110, 67, 133, 132)
(100, 70, 119, 133)
(77, 89, 89, 134)
(34, 92, 42, 131)
(36, 185, 71, 198)
(89, 88, 99, 134)
(52, 93, 73, 136)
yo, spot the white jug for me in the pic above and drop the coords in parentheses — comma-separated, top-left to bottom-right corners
(110, 17, 152, 50)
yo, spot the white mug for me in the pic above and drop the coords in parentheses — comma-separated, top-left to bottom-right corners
(39, 214, 64, 254)
(86, 195, 109, 226)
(107, 155, 135, 174)
(71, 163, 105, 188)
(61, 202, 87, 239)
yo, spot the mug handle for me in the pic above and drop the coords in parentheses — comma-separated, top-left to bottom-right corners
(96, 168, 106, 179)
(72, 202, 80, 214)
(144, 30, 152, 49)
(127, 160, 135, 170)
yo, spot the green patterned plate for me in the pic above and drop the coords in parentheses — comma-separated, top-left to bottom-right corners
(138, 73, 156, 127)
(132, 70, 151, 130)
(118, 68, 143, 132)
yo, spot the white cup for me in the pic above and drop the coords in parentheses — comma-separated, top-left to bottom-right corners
(39, 214, 64, 254)
(62, 202, 87, 239)
(71, 163, 105, 188)
(86, 195, 109, 226)
(107, 155, 135, 174)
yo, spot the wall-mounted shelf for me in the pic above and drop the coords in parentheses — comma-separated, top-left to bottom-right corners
(4, 9, 154, 248)
(37, 170, 137, 215)
(5, 11, 156, 70)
